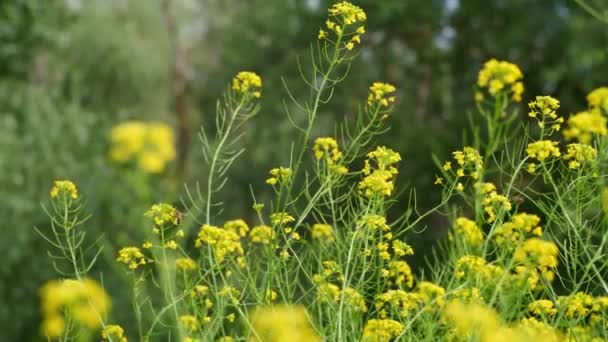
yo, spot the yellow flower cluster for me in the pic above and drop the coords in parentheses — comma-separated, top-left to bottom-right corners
(249, 305, 320, 342)
(359, 146, 401, 198)
(145, 203, 180, 227)
(587, 86, 608, 112)
(476, 58, 524, 102)
(311, 223, 335, 241)
(101, 324, 127, 342)
(358, 214, 390, 232)
(313, 260, 344, 284)
(232, 71, 262, 98)
(319, 1, 366, 51)
(375, 290, 422, 317)
(563, 143, 597, 169)
(224, 219, 250, 238)
(392, 240, 414, 257)
(40, 278, 111, 338)
(528, 95, 564, 132)
(528, 299, 557, 316)
(444, 301, 561, 342)
(455, 255, 503, 280)
(340, 287, 368, 312)
(361, 319, 404, 342)
(50, 180, 79, 199)
(367, 82, 397, 108)
(180, 314, 200, 331)
(526, 140, 561, 161)
(116, 246, 149, 270)
(562, 108, 607, 143)
(476, 182, 512, 223)
(448, 287, 483, 304)
(386, 260, 414, 288)
(265, 167, 293, 186)
(453, 217, 484, 247)
(176, 257, 197, 272)
(269, 212, 295, 226)
(109, 121, 176, 173)
(526, 140, 560, 173)
(313, 137, 348, 174)
(219, 286, 241, 304)
(513, 238, 559, 281)
(557, 292, 594, 319)
(494, 213, 542, 246)
(249, 225, 275, 244)
(195, 224, 244, 262)
(446, 146, 483, 181)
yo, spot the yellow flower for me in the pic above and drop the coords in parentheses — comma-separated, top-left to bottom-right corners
(359, 146, 401, 198)
(249, 305, 320, 342)
(392, 240, 414, 257)
(454, 255, 503, 280)
(50, 180, 78, 199)
(176, 257, 197, 272)
(528, 299, 557, 316)
(587, 86, 608, 112)
(117, 246, 148, 270)
(475, 182, 512, 223)
(526, 140, 561, 162)
(528, 95, 560, 119)
(494, 212, 542, 246)
(444, 300, 501, 339)
(164, 240, 178, 249)
(477, 58, 524, 102)
(102, 325, 127, 342)
(434, 175, 444, 185)
(453, 217, 484, 247)
(40, 278, 111, 336)
(367, 82, 397, 108)
(387, 260, 414, 288)
(180, 315, 199, 331)
(195, 224, 244, 262)
(270, 212, 295, 226)
(375, 290, 423, 318)
(563, 143, 597, 169)
(145, 203, 180, 227)
(362, 319, 404, 342)
(109, 121, 176, 173)
(417, 281, 446, 308)
(563, 108, 607, 143)
(358, 214, 390, 232)
(265, 167, 292, 186)
(313, 137, 348, 174)
(232, 71, 262, 98)
(514, 238, 559, 281)
(321, 1, 366, 47)
(311, 223, 335, 241)
(557, 292, 594, 319)
(224, 219, 250, 237)
(265, 289, 278, 303)
(249, 225, 275, 244)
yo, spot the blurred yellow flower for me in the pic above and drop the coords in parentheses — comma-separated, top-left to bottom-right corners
(109, 121, 176, 173)
(40, 278, 111, 338)
(249, 305, 320, 342)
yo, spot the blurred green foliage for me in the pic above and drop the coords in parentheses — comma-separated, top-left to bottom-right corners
(1, 0, 607, 340)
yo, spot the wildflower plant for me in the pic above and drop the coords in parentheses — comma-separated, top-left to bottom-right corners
(35, 1, 608, 341)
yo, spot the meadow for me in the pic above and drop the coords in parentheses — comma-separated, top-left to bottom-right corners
(3, 0, 608, 341)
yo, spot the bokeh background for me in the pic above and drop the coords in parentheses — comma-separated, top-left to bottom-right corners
(1, 0, 607, 340)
